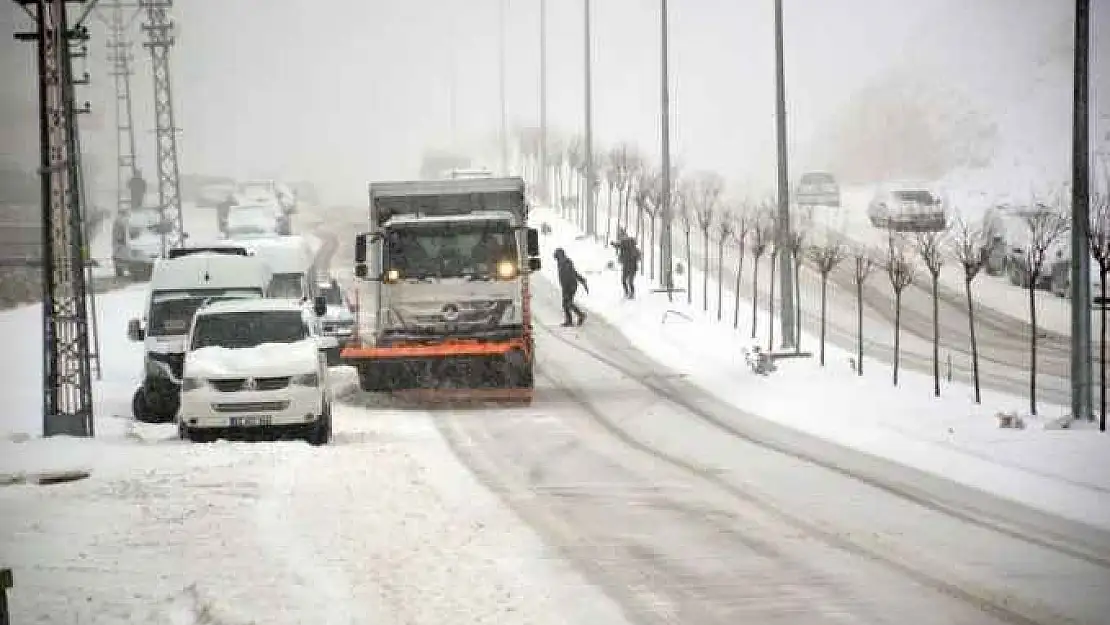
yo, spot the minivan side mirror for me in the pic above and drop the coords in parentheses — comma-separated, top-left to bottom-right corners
(127, 318, 144, 342)
(312, 295, 327, 317)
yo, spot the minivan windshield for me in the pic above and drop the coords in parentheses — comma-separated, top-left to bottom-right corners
(190, 310, 308, 350)
(147, 289, 261, 337)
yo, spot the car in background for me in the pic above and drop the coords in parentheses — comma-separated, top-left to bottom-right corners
(178, 297, 333, 445)
(867, 183, 948, 232)
(795, 171, 841, 207)
(316, 276, 355, 365)
(982, 203, 1067, 289)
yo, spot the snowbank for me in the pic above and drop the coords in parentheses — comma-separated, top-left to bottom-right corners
(532, 207, 1110, 532)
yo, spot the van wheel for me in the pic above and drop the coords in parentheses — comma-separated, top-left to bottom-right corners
(305, 403, 332, 446)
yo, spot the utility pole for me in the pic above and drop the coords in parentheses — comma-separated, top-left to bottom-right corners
(1071, 0, 1094, 422)
(539, 0, 548, 204)
(14, 0, 96, 437)
(141, 0, 184, 257)
(498, 0, 509, 176)
(773, 0, 796, 349)
(659, 0, 674, 299)
(583, 0, 596, 237)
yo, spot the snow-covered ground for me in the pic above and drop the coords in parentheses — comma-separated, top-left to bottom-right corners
(0, 286, 630, 625)
(532, 207, 1110, 533)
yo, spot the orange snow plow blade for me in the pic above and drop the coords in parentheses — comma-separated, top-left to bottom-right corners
(340, 338, 525, 360)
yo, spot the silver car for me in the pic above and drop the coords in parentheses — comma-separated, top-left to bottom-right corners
(867, 184, 947, 232)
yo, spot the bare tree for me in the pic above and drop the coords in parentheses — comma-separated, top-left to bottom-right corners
(1090, 187, 1110, 431)
(731, 205, 753, 329)
(675, 181, 694, 304)
(915, 229, 949, 397)
(716, 209, 735, 320)
(951, 215, 991, 404)
(785, 224, 808, 351)
(808, 235, 848, 366)
(853, 247, 878, 376)
(768, 228, 780, 352)
(1022, 204, 1070, 415)
(690, 172, 724, 311)
(749, 207, 775, 338)
(886, 234, 917, 386)
(632, 169, 658, 275)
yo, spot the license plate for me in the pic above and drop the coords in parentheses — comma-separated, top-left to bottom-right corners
(229, 415, 272, 427)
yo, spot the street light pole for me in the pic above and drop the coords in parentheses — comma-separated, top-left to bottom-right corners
(773, 0, 796, 349)
(498, 0, 509, 176)
(539, 0, 549, 204)
(660, 0, 673, 298)
(583, 0, 596, 237)
(1071, 0, 1093, 423)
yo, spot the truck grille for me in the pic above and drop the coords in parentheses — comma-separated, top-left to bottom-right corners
(209, 377, 290, 392)
(211, 401, 290, 413)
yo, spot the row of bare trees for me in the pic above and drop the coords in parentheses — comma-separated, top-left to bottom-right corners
(514, 129, 1109, 429)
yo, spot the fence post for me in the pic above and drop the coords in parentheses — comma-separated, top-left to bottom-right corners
(1, 567, 12, 625)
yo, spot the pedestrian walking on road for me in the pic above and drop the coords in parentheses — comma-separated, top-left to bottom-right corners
(611, 228, 640, 299)
(554, 247, 588, 327)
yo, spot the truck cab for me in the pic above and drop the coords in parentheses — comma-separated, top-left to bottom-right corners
(346, 176, 542, 398)
(126, 253, 273, 423)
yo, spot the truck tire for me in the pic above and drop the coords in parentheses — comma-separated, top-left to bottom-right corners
(358, 365, 390, 392)
(304, 402, 332, 446)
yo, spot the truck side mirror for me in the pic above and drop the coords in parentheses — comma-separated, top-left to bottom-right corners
(312, 295, 327, 317)
(127, 318, 144, 342)
(526, 228, 540, 257)
(354, 232, 368, 278)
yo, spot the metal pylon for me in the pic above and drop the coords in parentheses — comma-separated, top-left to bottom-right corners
(13, 0, 96, 437)
(103, 1, 141, 214)
(141, 0, 183, 255)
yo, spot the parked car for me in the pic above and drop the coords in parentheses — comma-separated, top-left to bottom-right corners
(178, 297, 333, 445)
(983, 203, 1067, 289)
(795, 171, 841, 207)
(867, 183, 948, 232)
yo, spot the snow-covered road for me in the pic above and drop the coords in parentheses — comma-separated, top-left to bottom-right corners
(3, 211, 1108, 625)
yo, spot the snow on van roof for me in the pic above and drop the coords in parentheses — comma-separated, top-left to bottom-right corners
(387, 210, 515, 226)
(197, 298, 306, 316)
(150, 253, 271, 292)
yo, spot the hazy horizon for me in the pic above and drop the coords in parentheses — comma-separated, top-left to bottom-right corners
(1, 1, 1106, 206)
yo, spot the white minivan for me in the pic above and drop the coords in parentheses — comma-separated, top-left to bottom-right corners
(178, 297, 333, 445)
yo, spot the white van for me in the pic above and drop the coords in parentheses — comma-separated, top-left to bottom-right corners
(229, 235, 318, 301)
(127, 253, 272, 423)
(178, 298, 333, 445)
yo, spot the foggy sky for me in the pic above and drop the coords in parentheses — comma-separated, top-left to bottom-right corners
(1, 1, 1104, 206)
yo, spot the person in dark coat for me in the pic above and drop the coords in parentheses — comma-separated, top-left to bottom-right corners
(128, 170, 147, 210)
(610, 228, 640, 299)
(553, 247, 588, 326)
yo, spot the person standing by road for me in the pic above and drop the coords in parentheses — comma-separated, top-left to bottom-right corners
(611, 228, 640, 299)
(128, 169, 147, 210)
(554, 247, 589, 327)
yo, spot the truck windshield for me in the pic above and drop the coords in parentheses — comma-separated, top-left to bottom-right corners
(190, 310, 307, 350)
(268, 272, 306, 299)
(148, 289, 261, 337)
(386, 222, 517, 279)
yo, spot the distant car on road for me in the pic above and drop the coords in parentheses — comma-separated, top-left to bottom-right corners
(795, 172, 841, 207)
(867, 183, 948, 232)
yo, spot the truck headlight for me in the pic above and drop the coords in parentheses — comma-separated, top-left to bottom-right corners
(385, 269, 400, 283)
(291, 372, 319, 387)
(496, 260, 517, 279)
(181, 377, 205, 392)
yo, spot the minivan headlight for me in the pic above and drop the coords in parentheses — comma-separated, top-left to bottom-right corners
(291, 372, 319, 387)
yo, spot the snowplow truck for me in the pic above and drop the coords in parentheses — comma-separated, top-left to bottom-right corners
(343, 176, 542, 400)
